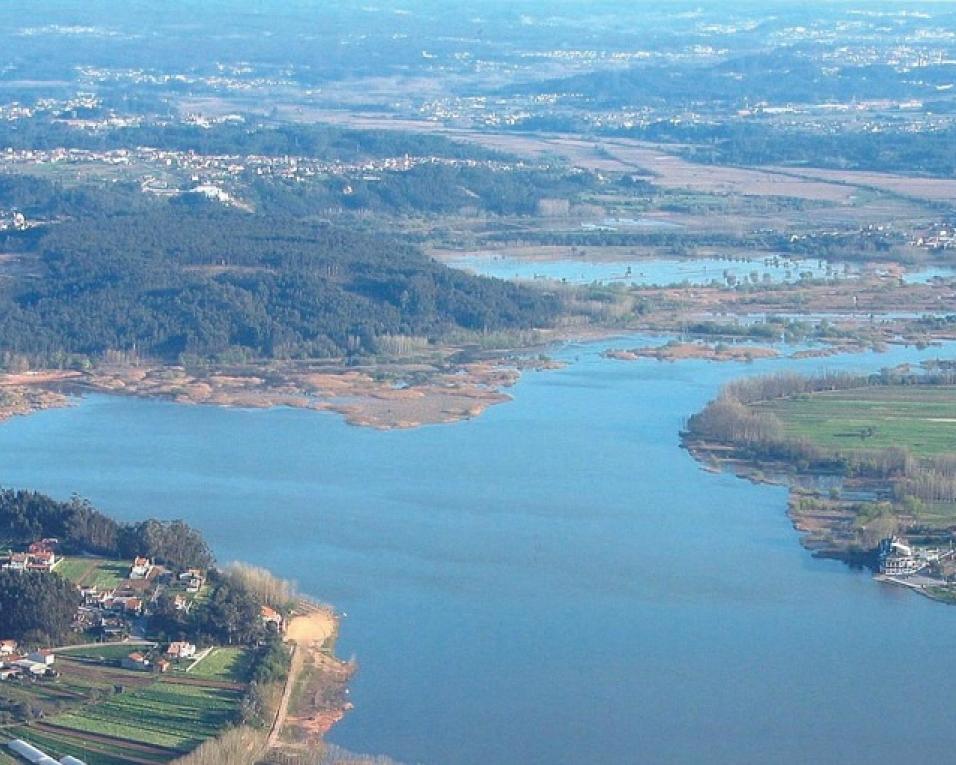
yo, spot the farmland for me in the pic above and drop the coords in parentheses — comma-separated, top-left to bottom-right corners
(8, 659, 245, 764)
(757, 385, 956, 458)
(57, 558, 131, 589)
(186, 647, 252, 683)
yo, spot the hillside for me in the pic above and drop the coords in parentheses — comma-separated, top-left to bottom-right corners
(0, 206, 561, 364)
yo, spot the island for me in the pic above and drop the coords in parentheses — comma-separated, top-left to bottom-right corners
(0, 489, 354, 765)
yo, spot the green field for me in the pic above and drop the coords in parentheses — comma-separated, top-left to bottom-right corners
(186, 646, 252, 682)
(57, 557, 130, 589)
(6, 655, 244, 764)
(49, 681, 242, 752)
(759, 385, 956, 458)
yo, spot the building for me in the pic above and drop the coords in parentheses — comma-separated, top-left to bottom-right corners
(0, 639, 17, 655)
(877, 536, 952, 576)
(28, 538, 59, 554)
(879, 537, 924, 576)
(130, 556, 153, 580)
(1, 547, 59, 573)
(166, 641, 196, 659)
(121, 652, 150, 671)
(27, 649, 55, 666)
(155, 658, 171, 674)
(13, 659, 51, 677)
(3, 552, 29, 571)
(111, 596, 143, 615)
(260, 605, 284, 630)
(6, 738, 60, 764)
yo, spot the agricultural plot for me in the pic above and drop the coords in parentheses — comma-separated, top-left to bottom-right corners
(44, 678, 243, 754)
(59, 644, 154, 662)
(11, 725, 168, 765)
(55, 556, 101, 583)
(57, 557, 131, 588)
(760, 385, 956, 458)
(185, 646, 252, 682)
(4, 655, 243, 764)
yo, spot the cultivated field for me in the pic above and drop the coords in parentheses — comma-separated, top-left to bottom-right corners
(760, 385, 956, 457)
(58, 558, 131, 589)
(8, 655, 245, 764)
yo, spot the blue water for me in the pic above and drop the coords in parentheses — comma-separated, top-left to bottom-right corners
(448, 255, 852, 286)
(449, 255, 955, 289)
(1, 336, 955, 764)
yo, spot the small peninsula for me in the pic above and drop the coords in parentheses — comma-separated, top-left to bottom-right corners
(0, 489, 358, 764)
(683, 364, 956, 603)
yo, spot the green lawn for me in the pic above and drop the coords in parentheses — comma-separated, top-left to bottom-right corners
(186, 646, 253, 682)
(55, 556, 131, 588)
(760, 385, 956, 458)
(89, 560, 132, 589)
(56, 556, 101, 584)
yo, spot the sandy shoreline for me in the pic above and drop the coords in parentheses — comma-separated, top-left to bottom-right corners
(274, 604, 355, 750)
(0, 355, 556, 431)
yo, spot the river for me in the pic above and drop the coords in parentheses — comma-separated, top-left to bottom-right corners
(0, 336, 954, 764)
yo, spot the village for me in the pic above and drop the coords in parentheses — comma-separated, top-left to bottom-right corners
(0, 535, 302, 765)
(0, 539, 285, 683)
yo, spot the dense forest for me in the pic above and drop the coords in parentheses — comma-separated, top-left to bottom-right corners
(0, 569, 81, 644)
(251, 162, 599, 217)
(0, 206, 560, 364)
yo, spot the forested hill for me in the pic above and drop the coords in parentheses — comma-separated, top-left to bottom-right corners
(0, 208, 560, 363)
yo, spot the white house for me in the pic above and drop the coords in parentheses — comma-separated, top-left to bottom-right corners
(27, 649, 55, 666)
(166, 641, 197, 659)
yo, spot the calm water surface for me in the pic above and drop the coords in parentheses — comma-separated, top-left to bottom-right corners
(1, 337, 955, 764)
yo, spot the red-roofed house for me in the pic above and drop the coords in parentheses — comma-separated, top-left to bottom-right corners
(260, 605, 284, 630)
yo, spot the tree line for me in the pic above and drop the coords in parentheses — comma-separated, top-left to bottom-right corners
(0, 488, 212, 568)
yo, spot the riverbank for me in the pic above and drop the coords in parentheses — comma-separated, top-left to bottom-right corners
(682, 372, 956, 603)
(0, 353, 568, 431)
(1, 273, 952, 432)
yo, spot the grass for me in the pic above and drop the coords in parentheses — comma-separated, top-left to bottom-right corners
(56, 556, 131, 589)
(86, 560, 132, 589)
(56, 556, 102, 584)
(59, 644, 149, 662)
(186, 647, 252, 683)
(760, 385, 956, 458)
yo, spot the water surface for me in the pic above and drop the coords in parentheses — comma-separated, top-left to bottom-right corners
(1, 337, 955, 764)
